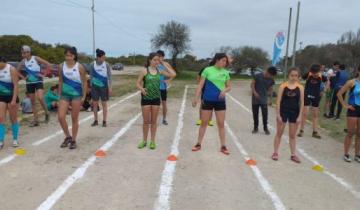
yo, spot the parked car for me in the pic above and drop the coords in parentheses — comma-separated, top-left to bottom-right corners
(112, 63, 124, 71)
(239, 68, 263, 77)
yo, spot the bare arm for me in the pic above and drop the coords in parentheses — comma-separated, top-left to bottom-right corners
(58, 64, 63, 97)
(251, 79, 260, 99)
(10, 67, 19, 104)
(337, 80, 354, 109)
(79, 64, 88, 100)
(16, 60, 26, 80)
(194, 78, 205, 102)
(35, 56, 51, 67)
(160, 62, 176, 79)
(298, 85, 305, 121)
(276, 85, 285, 118)
(136, 69, 147, 95)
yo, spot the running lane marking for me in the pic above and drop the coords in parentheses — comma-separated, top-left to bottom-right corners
(0, 91, 139, 168)
(227, 93, 360, 199)
(154, 86, 188, 210)
(225, 122, 286, 210)
(36, 112, 141, 210)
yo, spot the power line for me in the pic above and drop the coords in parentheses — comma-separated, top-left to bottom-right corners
(47, 0, 89, 10)
(95, 10, 148, 42)
(65, 0, 89, 9)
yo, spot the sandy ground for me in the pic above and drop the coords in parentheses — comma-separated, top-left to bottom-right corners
(0, 81, 359, 210)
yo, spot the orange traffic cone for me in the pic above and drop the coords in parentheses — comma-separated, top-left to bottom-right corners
(95, 150, 106, 157)
(246, 159, 257, 166)
(167, 154, 178, 161)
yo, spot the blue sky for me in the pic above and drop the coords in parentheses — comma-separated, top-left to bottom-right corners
(1, 0, 360, 58)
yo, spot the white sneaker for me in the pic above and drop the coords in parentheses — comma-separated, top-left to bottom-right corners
(355, 155, 360, 163)
(344, 154, 352, 163)
(0, 142, 3, 149)
(12, 140, 19, 148)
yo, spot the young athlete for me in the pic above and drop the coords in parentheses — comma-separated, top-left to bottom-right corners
(329, 64, 349, 120)
(337, 65, 360, 163)
(136, 52, 176, 150)
(90, 48, 112, 127)
(58, 47, 87, 149)
(298, 64, 327, 139)
(196, 67, 214, 127)
(0, 56, 20, 149)
(251, 66, 277, 135)
(272, 67, 304, 163)
(192, 53, 231, 155)
(156, 50, 174, 125)
(17, 45, 50, 126)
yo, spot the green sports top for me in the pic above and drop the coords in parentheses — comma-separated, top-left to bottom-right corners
(142, 68, 161, 100)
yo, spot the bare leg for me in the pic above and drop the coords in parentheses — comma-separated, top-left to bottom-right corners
(312, 107, 319, 132)
(70, 100, 81, 142)
(93, 100, 99, 121)
(289, 123, 298, 155)
(344, 117, 356, 155)
(273, 119, 286, 154)
(29, 93, 38, 121)
(196, 110, 212, 145)
(102, 101, 108, 122)
(299, 106, 308, 131)
(150, 105, 160, 141)
(142, 106, 151, 141)
(58, 100, 70, 137)
(214, 110, 226, 146)
(36, 89, 49, 114)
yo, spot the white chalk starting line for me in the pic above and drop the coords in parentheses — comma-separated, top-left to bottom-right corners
(227, 93, 360, 200)
(0, 91, 139, 167)
(154, 86, 188, 210)
(36, 112, 142, 210)
(225, 122, 286, 210)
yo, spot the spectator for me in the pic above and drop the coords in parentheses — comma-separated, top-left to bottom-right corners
(21, 92, 32, 114)
(45, 84, 60, 111)
(328, 64, 349, 120)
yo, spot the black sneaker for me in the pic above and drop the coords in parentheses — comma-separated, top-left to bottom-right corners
(252, 128, 259, 134)
(312, 131, 321, 139)
(69, 141, 77, 149)
(91, 120, 98, 127)
(297, 130, 304, 137)
(344, 154, 352, 163)
(326, 115, 334, 119)
(102, 121, 107, 127)
(29, 121, 39, 127)
(45, 113, 50, 123)
(162, 120, 168, 125)
(60, 136, 72, 148)
(264, 129, 270, 135)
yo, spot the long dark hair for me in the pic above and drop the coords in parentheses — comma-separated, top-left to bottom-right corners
(145, 52, 159, 68)
(64, 46, 78, 61)
(209, 53, 228, 66)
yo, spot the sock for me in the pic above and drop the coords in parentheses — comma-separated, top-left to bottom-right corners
(11, 123, 19, 141)
(0, 124, 6, 142)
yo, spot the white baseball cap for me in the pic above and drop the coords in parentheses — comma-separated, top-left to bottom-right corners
(21, 45, 31, 52)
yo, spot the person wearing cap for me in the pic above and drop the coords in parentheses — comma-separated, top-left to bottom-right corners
(17, 45, 51, 127)
(90, 48, 112, 127)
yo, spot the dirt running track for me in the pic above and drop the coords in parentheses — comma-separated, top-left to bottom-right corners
(0, 81, 359, 210)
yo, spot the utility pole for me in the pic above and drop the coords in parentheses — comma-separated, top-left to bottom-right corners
(284, 7, 292, 81)
(91, 0, 95, 59)
(292, 1, 300, 67)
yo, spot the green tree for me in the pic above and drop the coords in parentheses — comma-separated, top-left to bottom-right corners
(151, 20, 191, 70)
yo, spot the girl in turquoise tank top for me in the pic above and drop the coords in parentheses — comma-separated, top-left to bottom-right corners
(58, 47, 88, 150)
(136, 52, 176, 150)
(337, 65, 360, 163)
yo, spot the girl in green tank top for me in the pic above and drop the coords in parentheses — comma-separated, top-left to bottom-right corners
(136, 52, 176, 150)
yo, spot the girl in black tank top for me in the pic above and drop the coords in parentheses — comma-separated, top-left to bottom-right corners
(272, 68, 304, 164)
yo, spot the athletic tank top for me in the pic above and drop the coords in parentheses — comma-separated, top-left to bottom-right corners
(142, 67, 160, 100)
(304, 72, 322, 97)
(0, 64, 14, 96)
(348, 79, 360, 106)
(24, 56, 41, 83)
(61, 62, 82, 97)
(280, 82, 301, 111)
(91, 61, 108, 88)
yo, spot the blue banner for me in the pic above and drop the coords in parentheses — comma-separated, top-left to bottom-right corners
(272, 31, 285, 65)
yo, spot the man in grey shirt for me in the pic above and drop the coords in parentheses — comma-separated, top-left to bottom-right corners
(251, 66, 277, 135)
